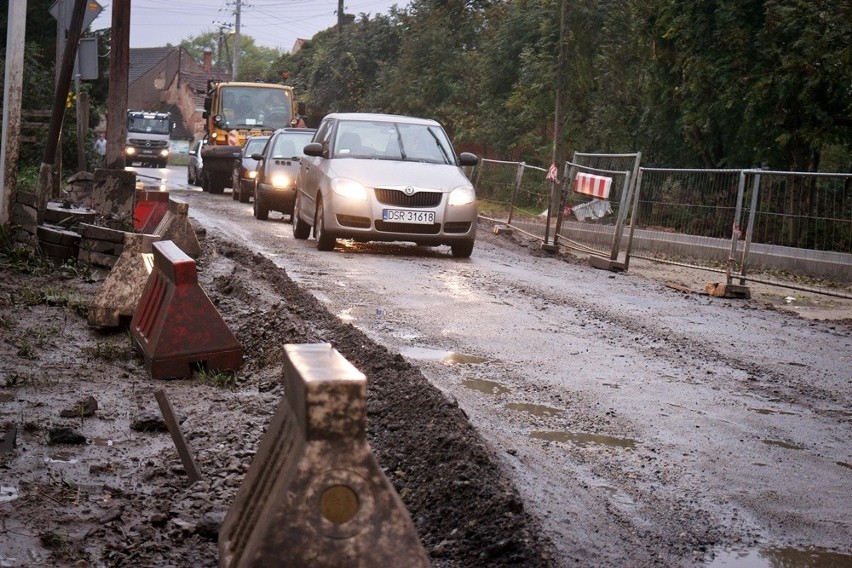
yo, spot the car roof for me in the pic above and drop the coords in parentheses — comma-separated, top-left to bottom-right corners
(323, 112, 441, 127)
(272, 128, 317, 135)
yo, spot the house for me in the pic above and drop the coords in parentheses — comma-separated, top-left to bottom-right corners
(128, 46, 230, 141)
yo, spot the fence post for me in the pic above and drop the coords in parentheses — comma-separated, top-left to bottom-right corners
(738, 172, 762, 285)
(608, 171, 632, 261)
(622, 167, 644, 271)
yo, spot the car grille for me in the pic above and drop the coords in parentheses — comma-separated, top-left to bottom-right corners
(374, 188, 442, 207)
(374, 221, 441, 234)
(128, 138, 168, 148)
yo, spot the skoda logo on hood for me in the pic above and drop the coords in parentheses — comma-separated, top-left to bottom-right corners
(403, 185, 416, 196)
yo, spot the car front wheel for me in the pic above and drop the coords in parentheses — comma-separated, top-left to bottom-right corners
(253, 186, 269, 220)
(293, 194, 310, 239)
(314, 201, 335, 251)
(451, 240, 475, 258)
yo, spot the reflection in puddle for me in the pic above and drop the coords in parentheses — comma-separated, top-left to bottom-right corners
(46, 451, 78, 464)
(400, 346, 489, 365)
(707, 546, 852, 567)
(462, 378, 510, 396)
(531, 430, 636, 449)
(505, 403, 563, 417)
(762, 439, 805, 450)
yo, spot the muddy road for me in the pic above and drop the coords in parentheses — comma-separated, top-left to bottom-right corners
(150, 168, 852, 568)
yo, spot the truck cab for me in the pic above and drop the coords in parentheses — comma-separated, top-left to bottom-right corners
(125, 110, 173, 168)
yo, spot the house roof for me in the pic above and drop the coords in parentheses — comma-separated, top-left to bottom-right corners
(128, 47, 175, 84)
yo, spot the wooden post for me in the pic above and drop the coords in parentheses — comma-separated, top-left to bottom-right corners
(105, 0, 130, 170)
(35, 0, 88, 219)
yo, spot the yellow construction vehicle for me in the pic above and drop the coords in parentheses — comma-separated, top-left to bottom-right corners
(200, 80, 306, 194)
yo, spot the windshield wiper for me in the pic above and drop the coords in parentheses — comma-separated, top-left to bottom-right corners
(427, 127, 451, 164)
(394, 124, 407, 160)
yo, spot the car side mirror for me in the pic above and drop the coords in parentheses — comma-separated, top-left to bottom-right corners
(458, 152, 479, 167)
(251, 152, 263, 161)
(303, 142, 324, 157)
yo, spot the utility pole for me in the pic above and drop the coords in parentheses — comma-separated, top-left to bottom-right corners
(232, 0, 242, 79)
(543, 0, 568, 250)
(105, 0, 130, 170)
(337, 0, 345, 29)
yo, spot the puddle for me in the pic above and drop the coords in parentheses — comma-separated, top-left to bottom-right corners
(400, 346, 489, 365)
(47, 451, 78, 463)
(762, 439, 805, 450)
(706, 546, 852, 567)
(836, 461, 852, 470)
(531, 430, 636, 449)
(505, 402, 563, 417)
(750, 407, 797, 416)
(462, 378, 510, 396)
(336, 306, 377, 323)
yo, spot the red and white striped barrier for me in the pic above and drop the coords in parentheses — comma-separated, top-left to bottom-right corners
(574, 172, 612, 200)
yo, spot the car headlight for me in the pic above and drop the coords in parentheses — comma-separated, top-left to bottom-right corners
(125, 147, 136, 156)
(331, 178, 368, 201)
(271, 173, 290, 188)
(448, 185, 476, 206)
(248, 170, 258, 179)
(159, 149, 169, 157)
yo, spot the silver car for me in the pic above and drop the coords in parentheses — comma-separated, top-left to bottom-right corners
(250, 127, 316, 221)
(187, 138, 204, 186)
(231, 135, 269, 203)
(293, 113, 479, 258)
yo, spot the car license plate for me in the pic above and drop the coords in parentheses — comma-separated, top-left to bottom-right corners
(383, 209, 435, 224)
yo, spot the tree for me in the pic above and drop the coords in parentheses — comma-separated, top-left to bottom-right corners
(180, 30, 282, 81)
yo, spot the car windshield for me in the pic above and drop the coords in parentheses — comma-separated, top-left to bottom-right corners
(220, 87, 293, 129)
(127, 116, 170, 135)
(271, 132, 315, 159)
(333, 120, 455, 164)
(244, 137, 268, 155)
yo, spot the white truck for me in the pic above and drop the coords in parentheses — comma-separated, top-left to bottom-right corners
(125, 110, 173, 168)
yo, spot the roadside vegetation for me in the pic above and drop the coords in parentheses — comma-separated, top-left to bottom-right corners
(2, 0, 849, 178)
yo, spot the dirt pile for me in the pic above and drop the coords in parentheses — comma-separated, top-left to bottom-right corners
(0, 232, 555, 567)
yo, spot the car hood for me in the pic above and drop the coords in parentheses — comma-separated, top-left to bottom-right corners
(326, 159, 471, 192)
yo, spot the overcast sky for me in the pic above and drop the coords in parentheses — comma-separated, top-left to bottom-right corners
(88, 0, 405, 53)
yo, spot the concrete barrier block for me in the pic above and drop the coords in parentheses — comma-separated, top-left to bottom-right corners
(88, 233, 160, 328)
(134, 189, 170, 233)
(130, 240, 242, 379)
(219, 343, 429, 568)
(153, 198, 201, 258)
(704, 282, 751, 299)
